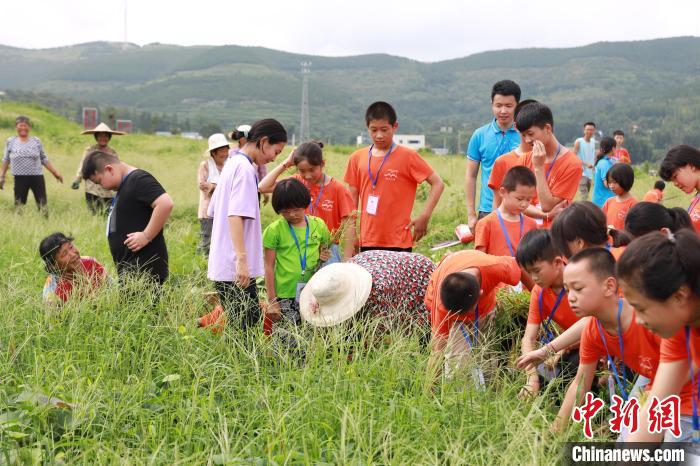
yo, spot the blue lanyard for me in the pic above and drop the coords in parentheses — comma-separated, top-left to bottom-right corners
(367, 143, 395, 190)
(538, 288, 566, 344)
(595, 300, 628, 400)
(309, 174, 326, 215)
(491, 121, 513, 157)
(689, 194, 700, 214)
(545, 144, 562, 180)
(684, 326, 700, 442)
(458, 304, 480, 347)
(495, 210, 524, 257)
(288, 216, 310, 277)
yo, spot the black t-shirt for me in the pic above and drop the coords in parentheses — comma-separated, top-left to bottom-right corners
(107, 169, 169, 283)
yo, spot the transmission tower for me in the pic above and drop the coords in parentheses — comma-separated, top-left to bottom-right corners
(299, 62, 311, 142)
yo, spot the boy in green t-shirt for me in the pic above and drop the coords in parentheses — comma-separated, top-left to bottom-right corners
(263, 178, 331, 325)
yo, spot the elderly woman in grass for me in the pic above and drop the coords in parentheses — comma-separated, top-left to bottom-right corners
(40, 232, 109, 305)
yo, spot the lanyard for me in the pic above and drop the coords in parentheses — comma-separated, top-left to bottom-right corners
(545, 144, 562, 180)
(496, 210, 524, 257)
(492, 121, 514, 157)
(538, 288, 566, 344)
(689, 194, 700, 215)
(288, 216, 310, 277)
(458, 304, 480, 348)
(595, 300, 628, 400)
(684, 326, 700, 442)
(309, 174, 326, 215)
(367, 143, 395, 190)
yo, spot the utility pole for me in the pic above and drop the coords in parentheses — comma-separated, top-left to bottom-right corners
(299, 62, 311, 142)
(122, 0, 128, 50)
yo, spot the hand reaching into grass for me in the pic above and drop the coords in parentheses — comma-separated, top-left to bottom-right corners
(518, 376, 541, 400)
(516, 347, 547, 370)
(266, 300, 282, 322)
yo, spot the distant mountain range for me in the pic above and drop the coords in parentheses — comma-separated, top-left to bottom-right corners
(1, 36, 699, 160)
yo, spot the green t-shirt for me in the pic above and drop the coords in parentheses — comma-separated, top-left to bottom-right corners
(262, 216, 331, 298)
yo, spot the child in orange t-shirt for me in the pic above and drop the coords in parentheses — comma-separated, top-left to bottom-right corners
(344, 102, 444, 252)
(259, 141, 356, 261)
(425, 250, 522, 382)
(659, 144, 700, 233)
(515, 229, 581, 397)
(617, 230, 700, 443)
(602, 163, 638, 230)
(514, 102, 583, 228)
(519, 248, 661, 435)
(476, 166, 538, 258)
(642, 180, 665, 203)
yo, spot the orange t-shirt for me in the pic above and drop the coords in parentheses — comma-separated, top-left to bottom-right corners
(602, 197, 638, 230)
(688, 195, 700, 234)
(344, 145, 434, 248)
(474, 210, 538, 257)
(425, 250, 521, 338)
(487, 151, 526, 191)
(642, 189, 664, 204)
(660, 327, 700, 415)
(580, 311, 661, 381)
(615, 148, 631, 164)
(527, 285, 579, 331)
(521, 149, 583, 228)
(292, 175, 354, 234)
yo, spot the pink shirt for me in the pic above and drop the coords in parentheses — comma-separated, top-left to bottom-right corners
(207, 154, 264, 281)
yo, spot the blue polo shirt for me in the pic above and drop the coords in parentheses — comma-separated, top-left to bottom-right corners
(466, 119, 520, 212)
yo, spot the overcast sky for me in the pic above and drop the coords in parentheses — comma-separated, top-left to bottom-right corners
(2, 0, 698, 61)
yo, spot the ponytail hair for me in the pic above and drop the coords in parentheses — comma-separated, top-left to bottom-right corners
(617, 230, 700, 301)
(293, 140, 325, 166)
(611, 202, 693, 247)
(247, 119, 288, 147)
(595, 136, 616, 166)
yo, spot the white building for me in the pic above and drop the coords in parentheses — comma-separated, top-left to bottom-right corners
(181, 132, 203, 140)
(393, 134, 426, 150)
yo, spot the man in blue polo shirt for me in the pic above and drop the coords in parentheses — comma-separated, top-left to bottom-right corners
(465, 80, 522, 231)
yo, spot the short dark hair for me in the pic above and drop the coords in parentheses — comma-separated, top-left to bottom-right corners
(15, 115, 31, 126)
(583, 121, 596, 128)
(613, 130, 625, 137)
(501, 166, 536, 192)
(365, 101, 397, 126)
(569, 247, 616, 282)
(516, 229, 560, 269)
(39, 232, 73, 274)
(550, 202, 608, 258)
(247, 119, 288, 147)
(81, 150, 120, 179)
(491, 80, 521, 103)
(606, 163, 634, 192)
(271, 178, 311, 214)
(514, 99, 537, 120)
(659, 145, 700, 181)
(293, 141, 325, 167)
(439, 272, 480, 314)
(514, 102, 554, 133)
(653, 180, 666, 191)
(624, 202, 691, 239)
(617, 230, 700, 301)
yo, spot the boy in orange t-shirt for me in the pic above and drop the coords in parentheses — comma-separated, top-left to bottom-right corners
(515, 102, 583, 228)
(515, 229, 581, 397)
(344, 102, 444, 252)
(642, 180, 665, 204)
(602, 163, 638, 230)
(476, 166, 538, 258)
(425, 250, 522, 381)
(519, 248, 661, 435)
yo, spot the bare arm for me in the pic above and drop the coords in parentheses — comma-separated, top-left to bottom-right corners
(627, 360, 691, 443)
(44, 161, 63, 183)
(258, 153, 294, 193)
(0, 160, 8, 189)
(124, 193, 174, 252)
(465, 159, 480, 230)
(516, 317, 590, 369)
(345, 186, 360, 257)
(520, 323, 542, 393)
(554, 362, 597, 433)
(264, 248, 277, 302)
(409, 172, 445, 242)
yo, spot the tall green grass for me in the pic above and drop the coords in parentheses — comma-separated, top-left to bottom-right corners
(0, 102, 694, 464)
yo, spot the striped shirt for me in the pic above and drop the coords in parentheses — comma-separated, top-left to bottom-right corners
(3, 136, 49, 176)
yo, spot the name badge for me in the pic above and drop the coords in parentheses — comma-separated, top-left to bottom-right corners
(535, 203, 544, 226)
(366, 195, 380, 215)
(295, 282, 307, 304)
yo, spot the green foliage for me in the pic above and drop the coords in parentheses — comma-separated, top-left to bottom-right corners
(1, 37, 699, 156)
(0, 103, 696, 463)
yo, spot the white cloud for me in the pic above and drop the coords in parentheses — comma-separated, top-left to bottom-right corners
(1, 0, 698, 61)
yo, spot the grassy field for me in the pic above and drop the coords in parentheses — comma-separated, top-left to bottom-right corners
(0, 101, 694, 465)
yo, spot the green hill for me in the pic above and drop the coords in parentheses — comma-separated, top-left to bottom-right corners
(1, 36, 699, 161)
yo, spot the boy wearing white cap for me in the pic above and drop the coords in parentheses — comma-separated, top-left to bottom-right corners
(197, 134, 229, 256)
